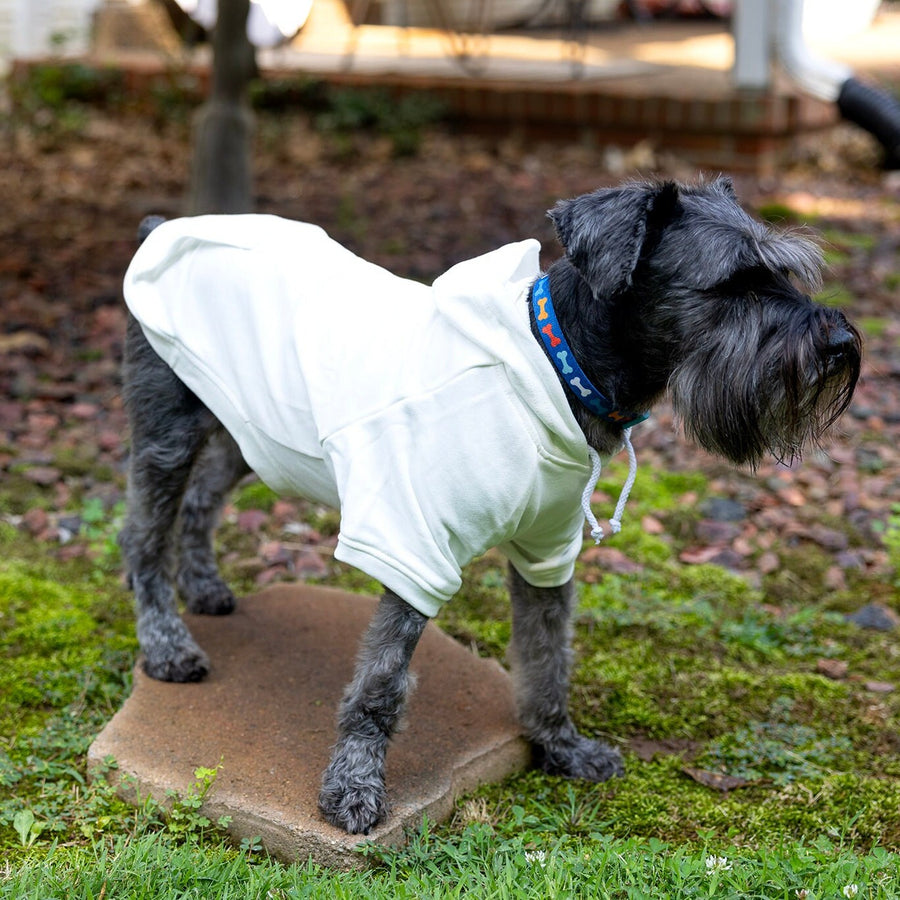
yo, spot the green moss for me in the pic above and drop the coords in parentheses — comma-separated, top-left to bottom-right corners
(308, 507, 341, 538)
(822, 229, 878, 253)
(600, 464, 708, 514)
(822, 249, 851, 268)
(756, 202, 803, 225)
(579, 563, 758, 623)
(0, 563, 134, 735)
(762, 544, 834, 604)
(814, 283, 855, 308)
(231, 480, 279, 512)
(484, 757, 900, 851)
(3, 438, 900, 860)
(859, 316, 890, 339)
(52, 445, 97, 478)
(0, 476, 55, 516)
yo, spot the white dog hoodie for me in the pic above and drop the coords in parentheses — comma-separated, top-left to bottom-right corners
(123, 214, 594, 617)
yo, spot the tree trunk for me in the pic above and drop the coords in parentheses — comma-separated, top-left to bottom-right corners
(187, 0, 256, 215)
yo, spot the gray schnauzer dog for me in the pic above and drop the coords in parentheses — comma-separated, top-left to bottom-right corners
(119, 177, 860, 835)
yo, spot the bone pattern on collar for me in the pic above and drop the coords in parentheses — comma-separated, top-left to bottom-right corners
(531, 275, 649, 428)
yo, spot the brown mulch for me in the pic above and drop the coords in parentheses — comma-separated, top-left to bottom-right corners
(1, 104, 899, 598)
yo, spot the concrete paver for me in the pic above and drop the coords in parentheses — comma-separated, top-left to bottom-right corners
(89, 583, 529, 867)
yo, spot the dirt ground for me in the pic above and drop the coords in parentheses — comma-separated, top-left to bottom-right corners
(1, 100, 899, 599)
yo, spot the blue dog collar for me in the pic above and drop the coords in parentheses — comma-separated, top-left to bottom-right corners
(531, 275, 649, 428)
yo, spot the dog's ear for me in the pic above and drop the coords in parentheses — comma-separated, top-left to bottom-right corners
(710, 174, 737, 200)
(548, 181, 680, 298)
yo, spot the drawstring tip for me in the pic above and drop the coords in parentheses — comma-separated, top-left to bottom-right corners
(582, 429, 639, 545)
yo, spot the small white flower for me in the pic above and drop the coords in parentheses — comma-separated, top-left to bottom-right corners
(705, 855, 732, 874)
(842, 885, 858, 899)
(525, 849, 547, 868)
(795, 890, 810, 899)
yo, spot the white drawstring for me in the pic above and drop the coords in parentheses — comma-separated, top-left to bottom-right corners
(583, 427, 638, 544)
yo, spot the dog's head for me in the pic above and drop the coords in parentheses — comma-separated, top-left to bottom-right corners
(548, 177, 862, 467)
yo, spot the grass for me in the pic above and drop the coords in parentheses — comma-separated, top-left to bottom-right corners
(2, 80, 897, 895)
(2, 454, 900, 896)
(4, 827, 900, 898)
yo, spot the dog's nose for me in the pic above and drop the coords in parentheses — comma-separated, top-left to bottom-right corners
(825, 322, 856, 356)
(826, 325, 857, 356)
(825, 324, 859, 365)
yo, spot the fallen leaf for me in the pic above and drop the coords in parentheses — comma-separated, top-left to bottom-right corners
(679, 546, 724, 565)
(581, 546, 642, 575)
(629, 737, 698, 762)
(681, 766, 762, 792)
(0, 331, 50, 354)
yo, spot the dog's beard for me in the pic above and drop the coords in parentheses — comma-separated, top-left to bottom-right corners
(668, 306, 861, 468)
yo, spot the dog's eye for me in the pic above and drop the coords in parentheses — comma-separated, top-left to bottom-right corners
(709, 266, 770, 297)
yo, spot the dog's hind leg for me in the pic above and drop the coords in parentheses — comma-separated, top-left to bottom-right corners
(119, 316, 218, 683)
(508, 565, 623, 781)
(318, 589, 428, 834)
(176, 428, 250, 615)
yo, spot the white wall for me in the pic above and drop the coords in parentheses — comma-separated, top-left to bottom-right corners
(0, 0, 103, 64)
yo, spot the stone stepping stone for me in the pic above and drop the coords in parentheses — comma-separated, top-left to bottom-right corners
(89, 583, 528, 867)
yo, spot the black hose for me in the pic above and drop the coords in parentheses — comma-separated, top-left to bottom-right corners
(137, 216, 167, 244)
(837, 76, 900, 170)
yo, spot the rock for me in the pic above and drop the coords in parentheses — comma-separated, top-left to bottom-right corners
(846, 602, 900, 631)
(824, 566, 847, 591)
(0, 402, 24, 429)
(236, 509, 269, 533)
(294, 549, 330, 578)
(695, 520, 741, 544)
(641, 515, 666, 535)
(21, 507, 50, 536)
(22, 465, 61, 486)
(255, 565, 289, 586)
(69, 402, 100, 420)
(807, 525, 849, 552)
(271, 500, 299, 522)
(98, 431, 121, 452)
(835, 550, 866, 570)
(778, 487, 806, 507)
(816, 658, 848, 680)
(698, 497, 746, 522)
(707, 548, 745, 571)
(259, 541, 291, 566)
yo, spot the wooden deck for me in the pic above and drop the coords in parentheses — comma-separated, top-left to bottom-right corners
(89, 0, 900, 173)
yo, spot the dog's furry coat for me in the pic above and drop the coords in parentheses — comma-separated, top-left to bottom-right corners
(119, 178, 860, 834)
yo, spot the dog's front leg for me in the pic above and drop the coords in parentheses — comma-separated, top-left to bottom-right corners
(509, 565, 623, 781)
(318, 589, 427, 834)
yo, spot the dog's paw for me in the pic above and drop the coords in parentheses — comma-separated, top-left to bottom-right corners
(185, 581, 237, 616)
(138, 610, 211, 683)
(318, 774, 388, 835)
(537, 735, 624, 783)
(143, 645, 210, 683)
(177, 572, 237, 616)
